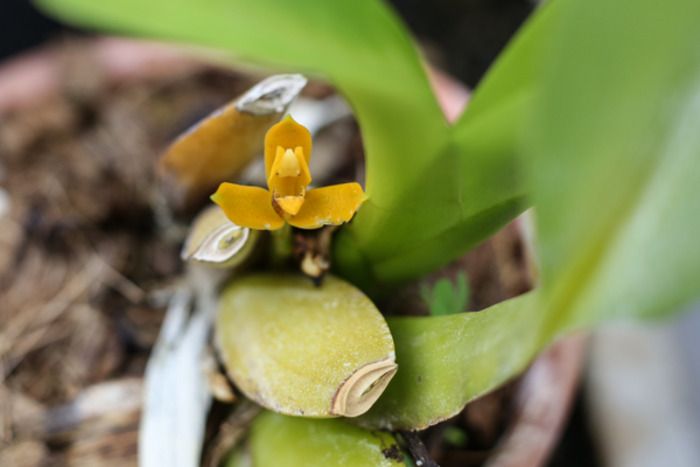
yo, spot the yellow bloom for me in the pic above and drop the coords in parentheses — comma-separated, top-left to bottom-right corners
(211, 116, 366, 230)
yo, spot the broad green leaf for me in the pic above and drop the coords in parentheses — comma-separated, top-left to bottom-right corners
(363, 0, 700, 430)
(336, 122, 526, 287)
(528, 0, 700, 330)
(359, 293, 541, 430)
(336, 1, 565, 286)
(352, 102, 526, 287)
(240, 411, 408, 467)
(216, 274, 396, 418)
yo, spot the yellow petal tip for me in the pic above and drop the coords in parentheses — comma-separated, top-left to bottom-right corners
(210, 183, 285, 231)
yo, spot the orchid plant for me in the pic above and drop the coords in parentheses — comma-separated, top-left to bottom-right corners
(37, 0, 700, 464)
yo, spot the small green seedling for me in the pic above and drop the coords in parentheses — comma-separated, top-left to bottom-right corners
(442, 426, 469, 448)
(421, 273, 470, 316)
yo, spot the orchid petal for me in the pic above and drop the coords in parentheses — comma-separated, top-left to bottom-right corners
(212, 183, 284, 230)
(264, 116, 312, 179)
(288, 183, 366, 229)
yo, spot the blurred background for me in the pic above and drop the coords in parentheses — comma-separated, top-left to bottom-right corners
(0, 0, 70, 61)
(2, 1, 699, 466)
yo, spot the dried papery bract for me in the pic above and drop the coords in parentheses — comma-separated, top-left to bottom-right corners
(331, 359, 399, 417)
(159, 74, 307, 208)
(216, 274, 397, 417)
(182, 205, 258, 267)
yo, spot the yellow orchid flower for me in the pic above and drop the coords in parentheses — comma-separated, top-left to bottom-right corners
(211, 116, 366, 230)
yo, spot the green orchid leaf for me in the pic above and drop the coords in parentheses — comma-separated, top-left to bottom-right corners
(234, 411, 408, 467)
(336, 122, 526, 288)
(363, 0, 700, 430)
(359, 293, 540, 430)
(216, 274, 397, 418)
(529, 0, 700, 330)
(336, 1, 565, 286)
